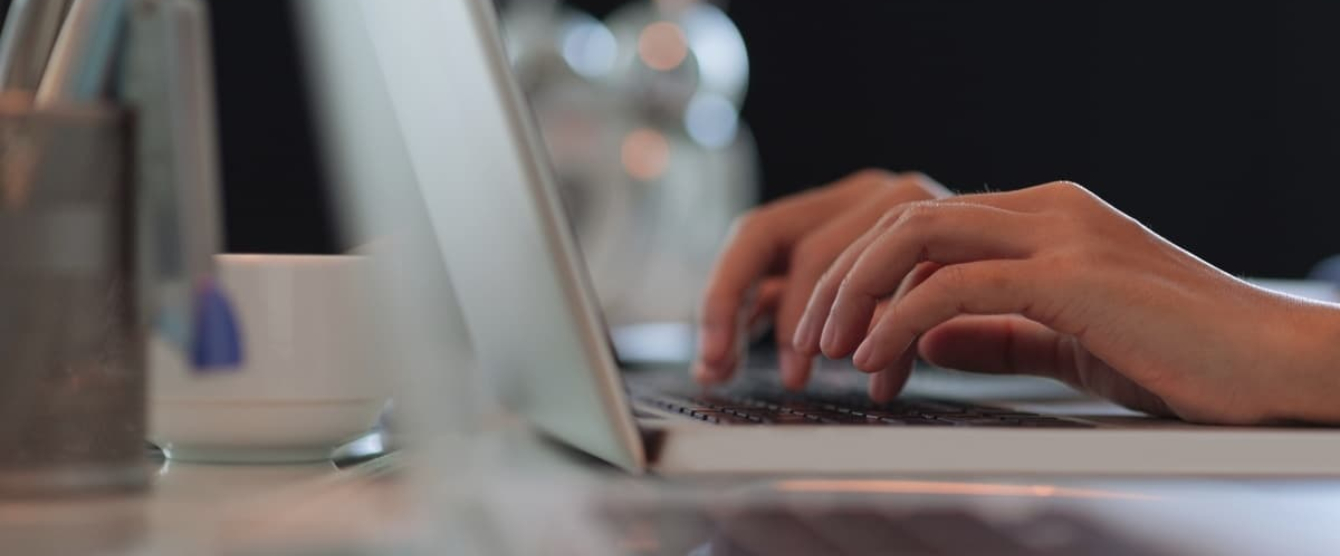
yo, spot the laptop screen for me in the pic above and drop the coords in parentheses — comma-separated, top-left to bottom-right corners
(295, 0, 648, 470)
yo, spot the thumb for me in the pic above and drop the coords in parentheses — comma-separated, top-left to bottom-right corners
(918, 315, 1174, 417)
(917, 315, 1076, 380)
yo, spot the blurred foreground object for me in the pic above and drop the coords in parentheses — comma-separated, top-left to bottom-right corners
(502, 0, 756, 332)
(0, 104, 148, 496)
(0, 0, 238, 497)
(293, 0, 492, 442)
(148, 255, 390, 464)
(0, 0, 75, 91)
(119, 0, 241, 369)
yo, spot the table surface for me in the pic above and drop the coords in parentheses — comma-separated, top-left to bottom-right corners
(4, 417, 1340, 556)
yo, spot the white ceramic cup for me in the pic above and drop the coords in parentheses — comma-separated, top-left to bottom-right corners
(149, 254, 390, 463)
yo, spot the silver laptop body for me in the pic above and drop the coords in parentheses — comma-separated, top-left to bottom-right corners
(296, 0, 1340, 476)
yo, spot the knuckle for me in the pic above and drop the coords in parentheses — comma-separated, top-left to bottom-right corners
(788, 238, 827, 272)
(1043, 250, 1097, 288)
(936, 264, 974, 291)
(875, 205, 907, 229)
(812, 276, 835, 300)
(1072, 244, 1119, 271)
(979, 266, 1012, 291)
(812, 277, 845, 307)
(836, 273, 861, 299)
(729, 208, 769, 235)
(898, 171, 931, 184)
(1045, 210, 1094, 240)
(814, 264, 844, 291)
(833, 168, 898, 195)
(1042, 180, 1093, 202)
(894, 201, 941, 228)
(934, 263, 1006, 294)
(851, 168, 898, 186)
(895, 171, 951, 199)
(1044, 179, 1084, 192)
(1049, 203, 1114, 243)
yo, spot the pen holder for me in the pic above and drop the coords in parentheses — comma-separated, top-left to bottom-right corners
(0, 101, 147, 497)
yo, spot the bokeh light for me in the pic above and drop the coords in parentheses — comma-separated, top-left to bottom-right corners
(636, 21, 688, 71)
(620, 127, 671, 181)
(560, 19, 617, 78)
(684, 92, 738, 149)
(680, 5, 749, 102)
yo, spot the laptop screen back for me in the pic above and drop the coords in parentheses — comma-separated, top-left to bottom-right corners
(294, 0, 646, 470)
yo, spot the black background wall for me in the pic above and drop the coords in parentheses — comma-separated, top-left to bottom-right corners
(4, 1, 1338, 277)
(589, 0, 1340, 279)
(206, 0, 338, 254)
(719, 0, 1340, 279)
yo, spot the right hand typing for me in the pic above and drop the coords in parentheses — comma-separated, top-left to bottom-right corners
(693, 169, 950, 390)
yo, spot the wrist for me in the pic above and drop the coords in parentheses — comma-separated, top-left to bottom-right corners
(1267, 301, 1340, 424)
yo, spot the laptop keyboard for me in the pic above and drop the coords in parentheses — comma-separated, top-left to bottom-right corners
(637, 393, 1094, 428)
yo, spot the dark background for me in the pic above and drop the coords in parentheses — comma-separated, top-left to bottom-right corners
(5, 1, 1339, 276)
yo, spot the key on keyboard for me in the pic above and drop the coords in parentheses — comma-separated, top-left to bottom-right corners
(636, 392, 1094, 428)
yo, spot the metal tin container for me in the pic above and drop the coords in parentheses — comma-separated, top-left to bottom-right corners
(0, 102, 148, 496)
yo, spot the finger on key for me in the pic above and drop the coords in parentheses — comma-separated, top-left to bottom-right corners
(776, 193, 914, 389)
(855, 260, 1043, 372)
(870, 349, 916, 403)
(696, 186, 873, 382)
(819, 203, 1037, 359)
(791, 218, 891, 359)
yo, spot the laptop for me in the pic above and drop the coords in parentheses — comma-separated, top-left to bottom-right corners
(295, 0, 1340, 475)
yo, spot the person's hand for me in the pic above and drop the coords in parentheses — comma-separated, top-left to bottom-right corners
(792, 180, 1340, 424)
(694, 170, 951, 389)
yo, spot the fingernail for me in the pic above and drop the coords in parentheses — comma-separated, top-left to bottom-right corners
(820, 316, 844, 357)
(699, 326, 727, 364)
(794, 311, 822, 354)
(853, 340, 875, 371)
